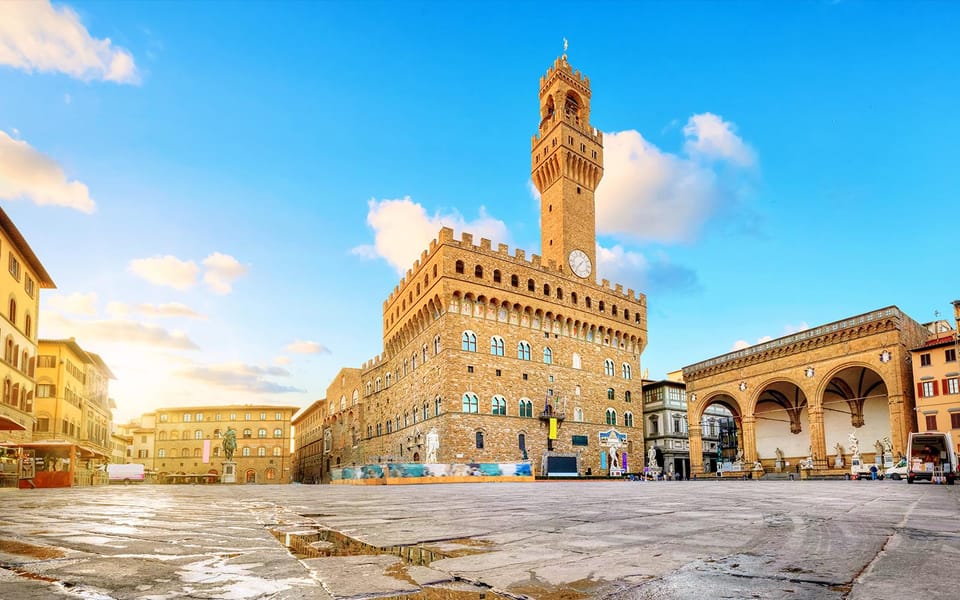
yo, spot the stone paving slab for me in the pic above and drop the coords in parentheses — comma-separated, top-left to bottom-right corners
(0, 480, 957, 599)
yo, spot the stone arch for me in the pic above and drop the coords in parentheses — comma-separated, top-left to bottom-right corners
(818, 362, 892, 460)
(750, 378, 809, 464)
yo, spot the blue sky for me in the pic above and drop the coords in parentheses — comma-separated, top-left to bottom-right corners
(1, 1, 958, 423)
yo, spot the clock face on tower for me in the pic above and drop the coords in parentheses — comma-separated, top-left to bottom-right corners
(568, 249, 592, 278)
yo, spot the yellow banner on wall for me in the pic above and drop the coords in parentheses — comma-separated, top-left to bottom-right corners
(549, 418, 558, 440)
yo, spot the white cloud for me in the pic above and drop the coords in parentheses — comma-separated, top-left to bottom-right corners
(285, 340, 329, 355)
(352, 197, 509, 274)
(683, 113, 756, 167)
(179, 362, 304, 394)
(0, 1, 138, 83)
(108, 301, 205, 320)
(41, 312, 199, 350)
(0, 129, 96, 213)
(730, 323, 810, 351)
(202, 252, 248, 295)
(129, 255, 199, 290)
(596, 244, 698, 294)
(595, 113, 755, 244)
(45, 291, 98, 316)
(273, 356, 291, 366)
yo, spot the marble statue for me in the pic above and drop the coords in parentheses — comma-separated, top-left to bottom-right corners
(775, 447, 784, 462)
(425, 428, 439, 464)
(848, 431, 860, 457)
(835, 442, 844, 456)
(648, 446, 657, 468)
(882, 436, 893, 454)
(874, 439, 884, 457)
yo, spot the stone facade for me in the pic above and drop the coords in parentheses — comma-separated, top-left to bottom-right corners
(300, 54, 649, 480)
(682, 306, 928, 476)
(153, 405, 297, 484)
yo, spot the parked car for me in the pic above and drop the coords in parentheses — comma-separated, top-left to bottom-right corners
(885, 458, 907, 480)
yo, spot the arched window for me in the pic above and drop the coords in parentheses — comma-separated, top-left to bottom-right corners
(517, 341, 531, 361)
(624, 390, 632, 403)
(243, 429, 252, 438)
(455, 260, 464, 274)
(571, 292, 578, 304)
(490, 336, 504, 356)
(572, 353, 581, 369)
(518, 433, 526, 452)
(527, 279, 535, 292)
(434, 334, 441, 355)
(612, 304, 618, 316)
(258, 447, 266, 457)
(385, 373, 392, 387)
(556, 287, 563, 300)
(543, 347, 552, 364)
(158, 448, 166, 458)
(340, 396, 346, 410)
(599, 300, 605, 312)
(24, 314, 32, 338)
(461, 393, 478, 413)
(422, 402, 428, 421)
(475, 265, 483, 278)
(8, 299, 16, 325)
(519, 398, 533, 418)
(649, 415, 660, 435)
(366, 381, 373, 395)
(475, 431, 484, 449)
(622, 363, 632, 379)
(353, 389, 359, 405)
(422, 344, 428, 364)
(624, 411, 634, 427)
(510, 274, 519, 287)
(181, 448, 190, 457)
(585, 296, 592, 309)
(194, 430, 203, 440)
(375, 378, 382, 392)
(242, 447, 251, 457)
(543, 283, 551, 296)
(604, 359, 615, 376)
(411, 353, 418, 370)
(273, 447, 281, 456)
(461, 331, 477, 352)
(492, 395, 506, 415)
(605, 408, 617, 425)
(273, 428, 283, 438)
(573, 407, 584, 422)
(493, 269, 501, 283)
(434, 396, 442, 416)
(607, 388, 615, 400)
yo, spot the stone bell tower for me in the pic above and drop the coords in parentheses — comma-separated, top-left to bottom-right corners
(531, 51, 604, 281)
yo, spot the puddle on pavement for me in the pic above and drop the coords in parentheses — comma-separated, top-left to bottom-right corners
(271, 527, 514, 599)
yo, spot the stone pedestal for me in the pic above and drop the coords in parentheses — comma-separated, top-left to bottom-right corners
(883, 453, 894, 468)
(222, 461, 236, 484)
(775, 460, 783, 473)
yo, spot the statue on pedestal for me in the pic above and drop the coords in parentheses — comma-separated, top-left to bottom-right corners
(425, 428, 439, 464)
(222, 427, 237, 461)
(848, 431, 860, 458)
(834, 442, 844, 468)
(647, 446, 657, 469)
(775, 447, 784, 473)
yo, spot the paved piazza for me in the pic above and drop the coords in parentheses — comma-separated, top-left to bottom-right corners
(0, 480, 957, 599)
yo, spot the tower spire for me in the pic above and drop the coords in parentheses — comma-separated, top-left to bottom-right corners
(531, 53, 603, 280)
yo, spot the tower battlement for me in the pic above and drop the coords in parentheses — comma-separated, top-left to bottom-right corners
(382, 227, 641, 308)
(539, 55, 591, 95)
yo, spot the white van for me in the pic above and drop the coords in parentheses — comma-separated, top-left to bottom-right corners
(906, 432, 957, 485)
(106, 463, 146, 484)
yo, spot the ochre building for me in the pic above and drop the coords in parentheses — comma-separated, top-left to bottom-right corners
(152, 405, 297, 484)
(304, 53, 648, 480)
(682, 306, 928, 476)
(910, 301, 960, 448)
